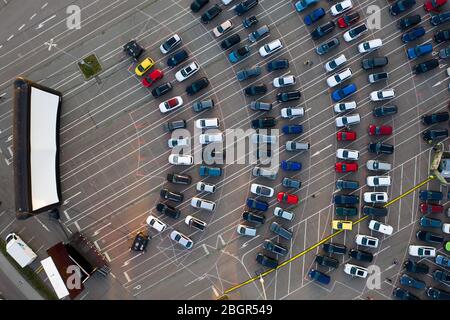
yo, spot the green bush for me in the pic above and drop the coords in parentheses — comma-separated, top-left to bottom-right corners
(78, 54, 103, 80)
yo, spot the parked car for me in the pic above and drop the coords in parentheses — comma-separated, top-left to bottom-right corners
(373, 105, 398, 117)
(344, 263, 368, 278)
(335, 113, 361, 128)
(295, 0, 319, 12)
(316, 37, 340, 55)
(358, 39, 383, 53)
(349, 249, 373, 262)
(361, 56, 389, 70)
(366, 176, 391, 187)
(270, 221, 293, 240)
(281, 160, 302, 171)
(252, 166, 277, 180)
(331, 83, 357, 102)
(213, 20, 233, 37)
(167, 173, 191, 185)
(426, 287, 450, 300)
(370, 89, 395, 101)
(196, 182, 216, 193)
(420, 203, 444, 214)
(335, 162, 358, 173)
(167, 49, 188, 67)
(363, 205, 388, 217)
(146, 215, 167, 232)
(142, 69, 163, 87)
(152, 82, 173, 98)
(277, 90, 301, 102)
(366, 160, 391, 171)
(419, 190, 443, 201)
(273, 75, 296, 88)
(323, 242, 347, 254)
(235, 0, 259, 16)
(336, 148, 359, 161)
(332, 220, 353, 231)
(175, 62, 199, 82)
(256, 252, 278, 268)
(191, 0, 209, 11)
(431, 10, 450, 26)
(335, 207, 358, 217)
(420, 216, 442, 228)
(249, 25, 270, 43)
(160, 34, 182, 54)
(368, 142, 394, 155)
(435, 29, 450, 43)
(440, 46, 450, 59)
(242, 211, 266, 225)
(221, 34, 241, 50)
(251, 183, 274, 198)
(237, 67, 261, 81)
(170, 230, 193, 249)
(237, 224, 257, 237)
(282, 177, 301, 189)
(263, 240, 288, 256)
(304, 8, 326, 25)
(404, 259, 429, 273)
(159, 96, 184, 113)
(160, 188, 183, 203)
(242, 15, 258, 28)
(123, 40, 144, 61)
(421, 112, 449, 125)
(368, 72, 389, 83)
(334, 194, 359, 204)
(277, 192, 299, 205)
(413, 59, 439, 74)
(355, 234, 379, 248)
(390, 0, 416, 16)
(156, 202, 181, 219)
(192, 99, 214, 112)
(246, 198, 269, 211)
(135, 57, 154, 76)
(398, 14, 421, 30)
(336, 179, 359, 190)
(343, 23, 368, 42)
(311, 21, 336, 40)
(186, 77, 209, 96)
(201, 4, 222, 24)
(338, 12, 360, 28)
(267, 59, 289, 71)
(273, 207, 294, 221)
(331, 0, 353, 16)
(251, 117, 276, 129)
(369, 220, 393, 235)
(327, 68, 352, 88)
(196, 118, 219, 129)
(308, 269, 331, 285)
(424, 0, 447, 11)
(245, 84, 267, 96)
(402, 26, 426, 43)
(325, 54, 347, 72)
(315, 255, 339, 269)
(393, 287, 420, 300)
(168, 137, 189, 148)
(408, 245, 436, 257)
(368, 125, 393, 136)
(163, 119, 186, 133)
(436, 254, 450, 267)
(422, 129, 448, 143)
(185, 215, 207, 231)
(433, 269, 450, 284)
(199, 165, 222, 177)
(281, 107, 304, 119)
(337, 130, 356, 141)
(364, 192, 388, 204)
(416, 230, 444, 244)
(191, 197, 216, 211)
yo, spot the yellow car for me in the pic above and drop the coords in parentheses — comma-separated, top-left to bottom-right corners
(332, 220, 353, 231)
(135, 57, 154, 76)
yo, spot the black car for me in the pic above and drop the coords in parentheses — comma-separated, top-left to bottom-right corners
(349, 249, 373, 262)
(152, 82, 173, 98)
(433, 269, 450, 284)
(160, 188, 184, 203)
(434, 29, 450, 43)
(315, 255, 339, 269)
(334, 194, 359, 205)
(426, 287, 450, 300)
(242, 211, 266, 225)
(251, 117, 277, 129)
(235, 0, 259, 16)
(413, 59, 439, 74)
(277, 91, 301, 102)
(167, 173, 192, 185)
(186, 77, 209, 96)
(431, 11, 450, 26)
(323, 242, 347, 255)
(393, 287, 420, 300)
(404, 259, 429, 274)
(363, 205, 388, 217)
(163, 119, 186, 132)
(167, 49, 188, 68)
(311, 21, 335, 40)
(192, 99, 214, 112)
(201, 4, 222, 24)
(373, 105, 398, 117)
(190, 0, 209, 12)
(243, 15, 258, 29)
(335, 207, 358, 217)
(335, 179, 359, 190)
(267, 59, 289, 71)
(263, 240, 288, 256)
(131, 232, 150, 252)
(368, 142, 394, 155)
(390, 0, 416, 16)
(421, 112, 449, 125)
(123, 40, 144, 61)
(416, 230, 444, 244)
(245, 84, 267, 96)
(361, 56, 389, 70)
(256, 252, 278, 268)
(221, 34, 241, 50)
(156, 202, 181, 219)
(398, 14, 421, 30)
(422, 128, 448, 143)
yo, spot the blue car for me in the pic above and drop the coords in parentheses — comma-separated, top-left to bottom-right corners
(295, 0, 319, 13)
(419, 190, 443, 201)
(436, 255, 450, 267)
(228, 46, 251, 63)
(308, 269, 331, 285)
(331, 83, 357, 102)
(399, 274, 426, 290)
(401, 26, 425, 43)
(282, 124, 303, 134)
(304, 7, 325, 25)
(280, 160, 302, 171)
(420, 216, 442, 228)
(199, 166, 222, 177)
(407, 43, 433, 59)
(246, 198, 269, 212)
(430, 10, 450, 26)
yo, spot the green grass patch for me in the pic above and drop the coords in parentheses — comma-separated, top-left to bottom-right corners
(0, 238, 58, 300)
(78, 54, 103, 80)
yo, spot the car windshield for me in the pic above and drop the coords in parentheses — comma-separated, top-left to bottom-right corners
(336, 3, 343, 11)
(329, 60, 337, 69)
(357, 270, 365, 276)
(335, 75, 342, 82)
(342, 151, 348, 157)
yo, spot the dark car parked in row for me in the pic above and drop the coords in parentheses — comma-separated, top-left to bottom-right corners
(336, 179, 359, 190)
(422, 128, 448, 143)
(433, 269, 450, 284)
(193, 99, 214, 112)
(277, 90, 301, 102)
(221, 34, 241, 50)
(237, 67, 261, 81)
(426, 287, 450, 300)
(308, 269, 331, 285)
(361, 56, 389, 70)
(167, 49, 188, 68)
(422, 112, 449, 125)
(373, 105, 398, 117)
(245, 84, 267, 96)
(235, 0, 259, 16)
(160, 188, 184, 203)
(243, 211, 266, 225)
(190, 0, 209, 12)
(390, 0, 416, 16)
(416, 230, 444, 244)
(323, 242, 347, 255)
(263, 239, 288, 256)
(420, 190, 444, 201)
(186, 77, 209, 96)
(402, 26, 426, 43)
(315, 255, 339, 269)
(349, 249, 373, 262)
(414, 59, 439, 74)
(311, 21, 336, 40)
(334, 194, 359, 205)
(431, 11, 450, 26)
(152, 82, 173, 98)
(400, 273, 426, 289)
(243, 15, 258, 29)
(201, 4, 222, 24)
(156, 202, 181, 219)
(335, 206, 358, 217)
(404, 259, 429, 274)
(270, 222, 293, 240)
(252, 117, 276, 129)
(398, 14, 421, 30)
(368, 142, 394, 155)
(256, 252, 278, 268)
(123, 40, 144, 61)
(363, 205, 388, 217)
(393, 287, 420, 300)
(163, 119, 186, 132)
(167, 173, 192, 185)
(434, 29, 450, 43)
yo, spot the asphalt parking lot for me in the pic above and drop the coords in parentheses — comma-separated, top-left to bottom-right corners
(0, 0, 449, 300)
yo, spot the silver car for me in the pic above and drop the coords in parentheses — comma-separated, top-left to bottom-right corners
(237, 224, 257, 237)
(252, 166, 277, 180)
(286, 141, 310, 151)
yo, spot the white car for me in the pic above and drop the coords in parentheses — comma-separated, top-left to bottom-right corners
(442, 223, 450, 234)
(368, 220, 393, 235)
(370, 89, 395, 101)
(343, 23, 368, 42)
(408, 245, 436, 257)
(334, 101, 357, 113)
(191, 197, 216, 211)
(159, 96, 183, 113)
(366, 160, 392, 171)
(259, 39, 283, 57)
(273, 75, 296, 88)
(331, 0, 353, 16)
(168, 154, 193, 165)
(364, 192, 388, 204)
(358, 38, 383, 53)
(326, 68, 352, 88)
(274, 207, 294, 221)
(344, 263, 368, 278)
(168, 137, 190, 148)
(185, 215, 207, 231)
(355, 234, 379, 248)
(160, 34, 181, 54)
(175, 62, 199, 82)
(199, 133, 223, 144)
(336, 148, 359, 160)
(250, 183, 274, 198)
(237, 224, 257, 237)
(195, 118, 220, 129)
(170, 230, 193, 249)
(196, 182, 216, 193)
(325, 54, 347, 72)
(251, 134, 277, 144)
(281, 107, 304, 119)
(146, 215, 167, 232)
(213, 20, 233, 37)
(366, 176, 391, 187)
(335, 114, 361, 127)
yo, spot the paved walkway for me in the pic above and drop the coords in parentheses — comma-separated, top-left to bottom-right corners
(0, 253, 43, 300)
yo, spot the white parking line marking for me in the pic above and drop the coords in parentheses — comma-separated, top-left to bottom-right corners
(63, 191, 82, 205)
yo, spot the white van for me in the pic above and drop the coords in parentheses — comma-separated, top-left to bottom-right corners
(6, 233, 37, 268)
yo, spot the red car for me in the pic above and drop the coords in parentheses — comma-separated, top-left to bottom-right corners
(335, 162, 358, 173)
(142, 69, 164, 87)
(424, 0, 447, 11)
(337, 12, 360, 28)
(420, 203, 444, 214)
(277, 192, 299, 205)
(337, 131, 357, 141)
(368, 125, 393, 136)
